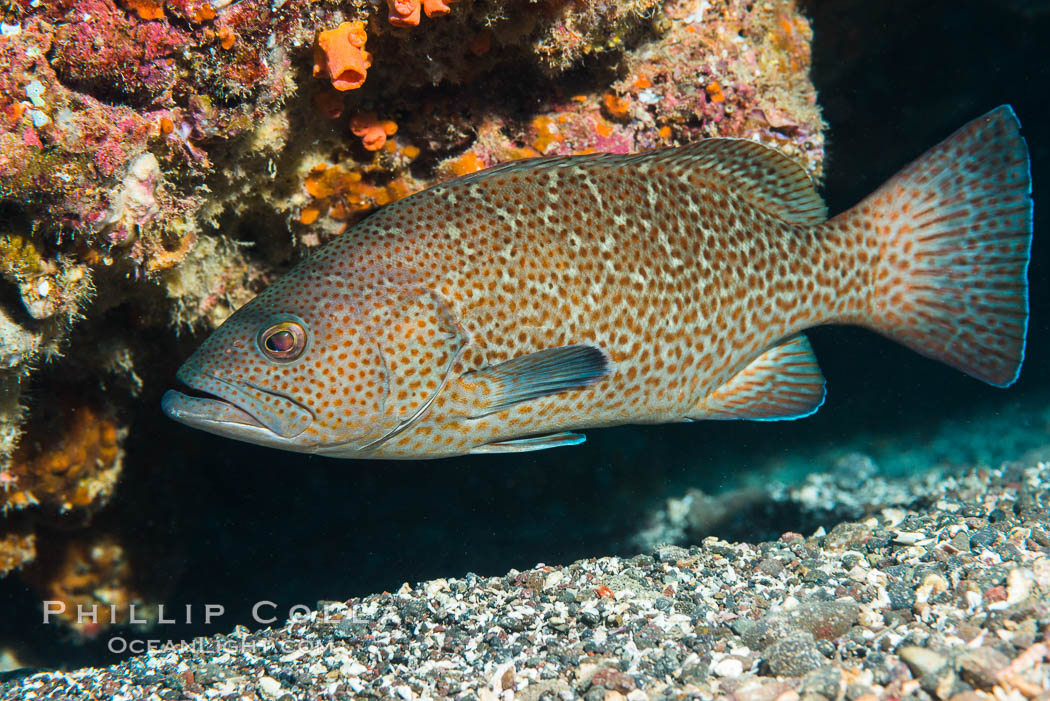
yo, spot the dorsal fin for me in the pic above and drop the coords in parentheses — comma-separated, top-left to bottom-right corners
(687, 334, 826, 421)
(647, 138, 827, 224)
(436, 139, 826, 225)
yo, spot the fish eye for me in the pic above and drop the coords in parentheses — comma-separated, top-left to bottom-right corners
(258, 321, 306, 361)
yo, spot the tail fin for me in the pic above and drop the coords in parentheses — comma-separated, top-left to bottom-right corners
(852, 105, 1033, 387)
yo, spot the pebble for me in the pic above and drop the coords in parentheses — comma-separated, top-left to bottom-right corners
(900, 646, 948, 678)
(956, 647, 1010, 689)
(800, 665, 842, 699)
(257, 675, 283, 699)
(712, 657, 745, 678)
(764, 631, 825, 677)
(4, 462, 1049, 700)
(1006, 567, 1035, 603)
(738, 600, 859, 650)
(885, 580, 916, 610)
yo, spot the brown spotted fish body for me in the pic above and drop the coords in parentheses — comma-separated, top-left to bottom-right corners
(163, 106, 1033, 459)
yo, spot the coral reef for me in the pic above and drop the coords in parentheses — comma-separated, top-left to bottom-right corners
(0, 0, 824, 635)
(161, 234, 257, 328)
(21, 533, 156, 636)
(0, 400, 125, 586)
(2, 402, 123, 516)
(0, 531, 35, 578)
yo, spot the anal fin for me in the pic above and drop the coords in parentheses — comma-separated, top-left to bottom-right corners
(469, 431, 586, 454)
(687, 334, 825, 421)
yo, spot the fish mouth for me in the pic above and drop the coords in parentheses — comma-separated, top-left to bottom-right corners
(162, 371, 314, 446)
(162, 386, 268, 432)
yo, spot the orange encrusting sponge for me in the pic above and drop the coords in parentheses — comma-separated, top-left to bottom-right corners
(386, 0, 421, 26)
(313, 22, 371, 91)
(385, 0, 458, 27)
(350, 113, 398, 151)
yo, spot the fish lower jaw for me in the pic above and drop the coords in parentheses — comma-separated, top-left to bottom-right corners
(163, 388, 320, 454)
(161, 388, 270, 432)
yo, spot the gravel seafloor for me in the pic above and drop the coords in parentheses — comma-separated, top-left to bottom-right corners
(3, 454, 1050, 700)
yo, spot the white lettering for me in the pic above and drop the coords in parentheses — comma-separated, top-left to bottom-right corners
(252, 600, 277, 624)
(205, 604, 225, 624)
(42, 601, 66, 623)
(77, 604, 98, 624)
(128, 604, 147, 625)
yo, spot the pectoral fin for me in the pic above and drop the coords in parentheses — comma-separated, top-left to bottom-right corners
(687, 334, 825, 421)
(457, 345, 611, 418)
(469, 431, 586, 454)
